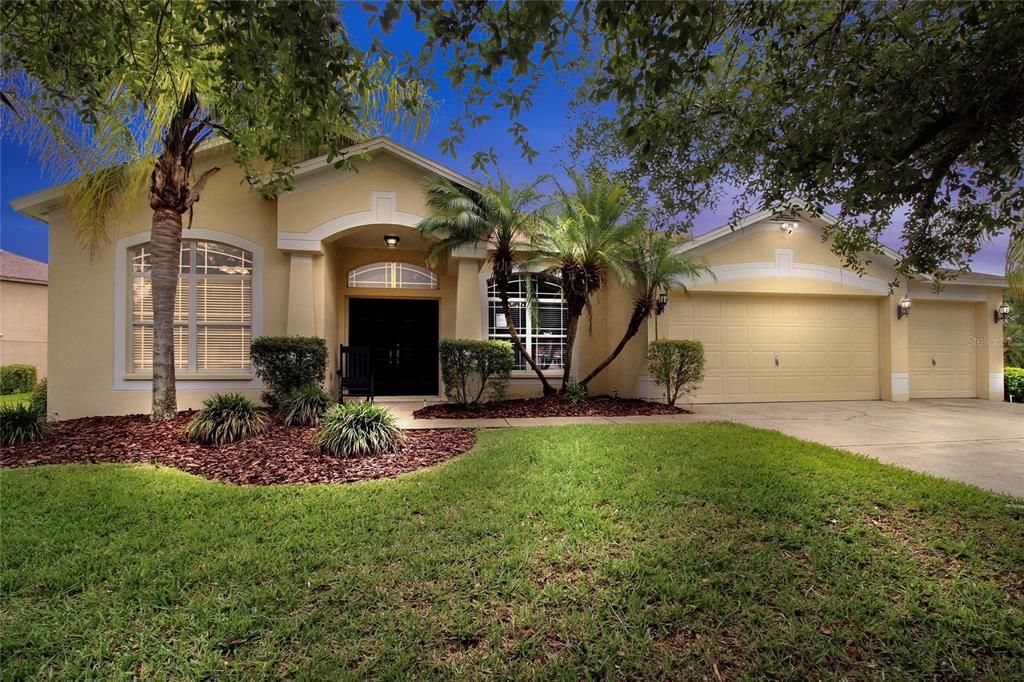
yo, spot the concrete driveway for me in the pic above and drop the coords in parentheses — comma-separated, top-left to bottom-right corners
(695, 399, 1024, 497)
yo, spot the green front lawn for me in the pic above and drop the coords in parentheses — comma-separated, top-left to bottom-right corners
(0, 392, 31, 407)
(2, 424, 1021, 678)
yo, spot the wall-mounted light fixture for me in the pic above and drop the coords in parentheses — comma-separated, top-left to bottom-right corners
(896, 295, 912, 320)
(776, 216, 799, 234)
(656, 292, 669, 315)
(995, 301, 1010, 323)
(383, 234, 400, 249)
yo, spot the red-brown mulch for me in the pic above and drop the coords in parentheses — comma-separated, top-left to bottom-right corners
(413, 395, 688, 419)
(0, 412, 475, 486)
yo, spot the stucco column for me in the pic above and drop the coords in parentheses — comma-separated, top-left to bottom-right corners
(976, 289, 1005, 400)
(286, 254, 318, 336)
(454, 257, 484, 340)
(879, 281, 910, 401)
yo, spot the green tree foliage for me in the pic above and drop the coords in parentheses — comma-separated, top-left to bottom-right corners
(647, 340, 706, 407)
(1003, 291, 1024, 368)
(1, 1, 428, 419)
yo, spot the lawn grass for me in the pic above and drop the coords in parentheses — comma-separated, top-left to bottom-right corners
(2, 423, 1022, 679)
(0, 392, 31, 407)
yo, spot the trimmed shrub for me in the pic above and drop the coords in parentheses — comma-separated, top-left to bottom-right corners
(563, 380, 587, 406)
(647, 339, 706, 406)
(280, 384, 334, 427)
(0, 403, 50, 446)
(439, 339, 514, 407)
(185, 393, 267, 445)
(316, 401, 404, 458)
(1006, 367, 1024, 402)
(0, 364, 36, 395)
(250, 336, 328, 405)
(30, 378, 47, 415)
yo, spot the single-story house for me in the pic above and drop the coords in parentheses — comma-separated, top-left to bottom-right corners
(11, 137, 1008, 420)
(0, 250, 48, 377)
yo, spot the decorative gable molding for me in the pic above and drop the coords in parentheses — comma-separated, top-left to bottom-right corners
(277, 191, 424, 253)
(689, 248, 891, 294)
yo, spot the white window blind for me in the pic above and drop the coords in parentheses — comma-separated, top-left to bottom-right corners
(129, 240, 253, 373)
(487, 275, 567, 371)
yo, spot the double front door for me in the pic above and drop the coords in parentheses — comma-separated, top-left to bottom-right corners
(348, 298, 439, 396)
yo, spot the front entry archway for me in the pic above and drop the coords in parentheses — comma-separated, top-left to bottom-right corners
(348, 298, 439, 396)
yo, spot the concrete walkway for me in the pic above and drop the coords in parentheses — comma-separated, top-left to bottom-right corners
(384, 399, 1024, 497)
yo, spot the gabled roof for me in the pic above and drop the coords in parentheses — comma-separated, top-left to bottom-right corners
(10, 136, 480, 222)
(0, 250, 48, 284)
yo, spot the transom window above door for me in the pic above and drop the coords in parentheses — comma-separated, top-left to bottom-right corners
(348, 262, 438, 289)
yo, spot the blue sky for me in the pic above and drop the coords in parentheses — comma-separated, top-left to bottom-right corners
(0, 3, 1008, 273)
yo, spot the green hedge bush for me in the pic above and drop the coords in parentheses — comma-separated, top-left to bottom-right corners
(0, 364, 36, 395)
(1006, 367, 1023, 402)
(30, 378, 47, 415)
(563, 380, 587, 406)
(250, 336, 328, 405)
(439, 339, 514, 407)
(0, 402, 50, 446)
(647, 339, 706, 406)
(316, 402, 404, 458)
(185, 393, 268, 445)
(280, 384, 334, 427)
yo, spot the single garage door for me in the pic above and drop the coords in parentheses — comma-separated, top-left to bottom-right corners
(662, 294, 880, 402)
(909, 301, 977, 398)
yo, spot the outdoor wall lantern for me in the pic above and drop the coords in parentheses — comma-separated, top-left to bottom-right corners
(383, 234, 400, 249)
(995, 301, 1010, 323)
(656, 292, 669, 315)
(776, 216, 799, 234)
(896, 295, 912, 320)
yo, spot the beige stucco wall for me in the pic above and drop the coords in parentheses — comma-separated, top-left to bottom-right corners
(0, 279, 48, 377)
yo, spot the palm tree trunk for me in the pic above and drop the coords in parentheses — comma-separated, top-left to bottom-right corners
(580, 301, 650, 388)
(499, 291, 556, 396)
(150, 206, 184, 420)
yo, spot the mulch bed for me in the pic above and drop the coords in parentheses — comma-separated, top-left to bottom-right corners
(0, 412, 475, 486)
(414, 395, 688, 419)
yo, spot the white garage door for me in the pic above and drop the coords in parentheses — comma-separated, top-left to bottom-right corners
(662, 294, 880, 402)
(909, 301, 978, 398)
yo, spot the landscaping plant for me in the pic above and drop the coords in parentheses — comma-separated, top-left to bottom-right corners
(280, 384, 334, 427)
(647, 339, 706, 406)
(0, 402, 50, 446)
(438, 339, 514, 407)
(0, 364, 37, 395)
(1006, 367, 1023, 402)
(562, 380, 587, 406)
(250, 336, 328, 406)
(317, 401, 404, 458)
(184, 393, 267, 446)
(29, 378, 47, 415)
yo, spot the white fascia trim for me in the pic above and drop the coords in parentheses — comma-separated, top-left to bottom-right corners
(687, 248, 890, 295)
(112, 228, 265, 392)
(277, 191, 424, 253)
(989, 372, 1004, 394)
(290, 136, 481, 191)
(891, 372, 910, 397)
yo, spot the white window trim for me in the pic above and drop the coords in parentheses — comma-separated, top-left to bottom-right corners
(479, 268, 573, 378)
(113, 229, 264, 391)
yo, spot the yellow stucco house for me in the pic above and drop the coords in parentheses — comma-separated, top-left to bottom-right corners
(0, 250, 48, 377)
(11, 137, 1008, 420)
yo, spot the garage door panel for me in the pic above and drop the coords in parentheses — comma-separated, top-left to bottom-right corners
(909, 302, 977, 399)
(664, 293, 880, 402)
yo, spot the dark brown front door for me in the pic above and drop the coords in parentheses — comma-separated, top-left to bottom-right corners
(349, 298, 439, 395)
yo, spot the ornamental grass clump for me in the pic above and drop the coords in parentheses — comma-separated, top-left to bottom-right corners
(0, 402, 51, 446)
(280, 384, 334, 427)
(185, 393, 267, 446)
(316, 402, 404, 458)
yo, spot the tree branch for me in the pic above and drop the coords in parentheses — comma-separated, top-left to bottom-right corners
(184, 166, 220, 210)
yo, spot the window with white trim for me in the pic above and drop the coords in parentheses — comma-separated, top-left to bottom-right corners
(129, 240, 253, 373)
(348, 261, 437, 289)
(487, 275, 567, 371)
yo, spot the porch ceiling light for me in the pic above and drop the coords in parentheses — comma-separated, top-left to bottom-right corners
(384, 234, 400, 249)
(897, 295, 912, 320)
(995, 300, 1010, 323)
(656, 292, 669, 315)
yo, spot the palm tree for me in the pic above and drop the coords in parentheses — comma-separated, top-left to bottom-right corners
(579, 231, 710, 387)
(418, 176, 556, 396)
(526, 169, 642, 390)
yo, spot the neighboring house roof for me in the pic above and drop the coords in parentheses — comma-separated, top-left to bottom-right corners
(0, 250, 48, 284)
(10, 136, 479, 222)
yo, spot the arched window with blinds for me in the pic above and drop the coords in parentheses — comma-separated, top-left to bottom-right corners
(129, 240, 253, 373)
(487, 274, 567, 370)
(348, 261, 437, 289)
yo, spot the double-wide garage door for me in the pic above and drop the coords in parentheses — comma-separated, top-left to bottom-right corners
(663, 294, 880, 402)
